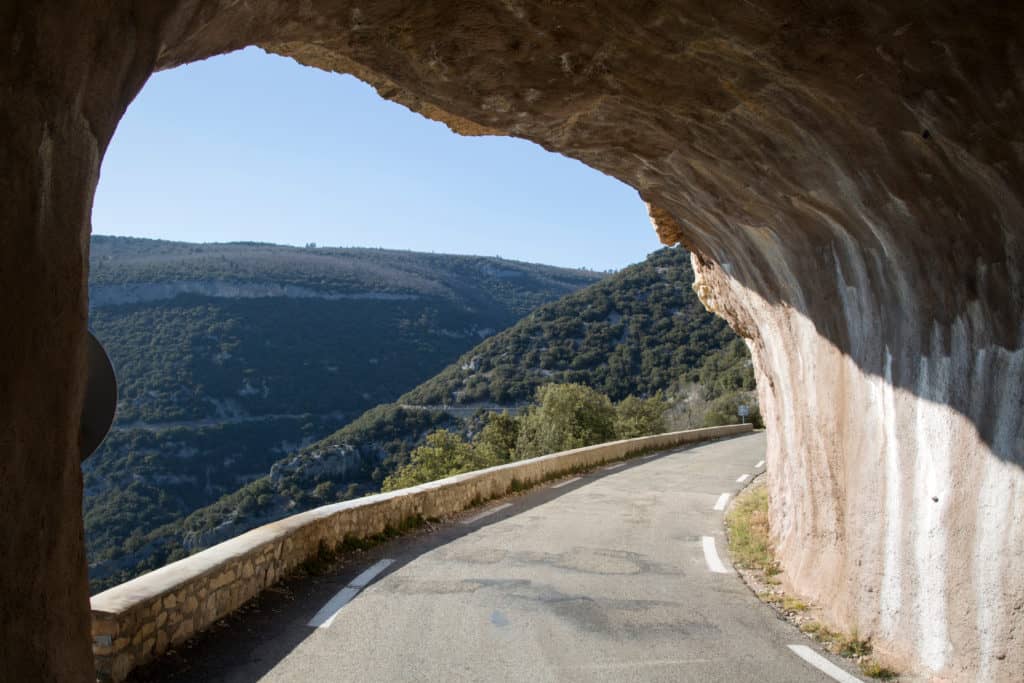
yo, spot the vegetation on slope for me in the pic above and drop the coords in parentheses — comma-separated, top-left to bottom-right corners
(383, 384, 665, 490)
(84, 236, 601, 591)
(89, 235, 602, 424)
(400, 247, 735, 405)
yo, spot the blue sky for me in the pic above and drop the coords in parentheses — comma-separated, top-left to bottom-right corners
(92, 47, 660, 272)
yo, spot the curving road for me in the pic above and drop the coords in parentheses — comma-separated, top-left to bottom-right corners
(136, 432, 864, 682)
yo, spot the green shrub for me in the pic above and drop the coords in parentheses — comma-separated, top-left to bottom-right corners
(515, 384, 616, 458)
(382, 429, 504, 491)
(703, 392, 763, 429)
(614, 393, 667, 439)
(473, 411, 520, 463)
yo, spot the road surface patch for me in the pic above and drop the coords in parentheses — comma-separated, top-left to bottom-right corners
(713, 493, 730, 511)
(307, 559, 395, 628)
(787, 645, 863, 682)
(461, 503, 513, 525)
(701, 536, 731, 574)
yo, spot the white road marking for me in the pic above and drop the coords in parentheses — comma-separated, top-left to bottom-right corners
(551, 476, 582, 489)
(307, 588, 359, 628)
(713, 493, 730, 511)
(755, 460, 765, 468)
(349, 559, 395, 588)
(307, 559, 395, 628)
(603, 462, 626, 470)
(562, 657, 715, 671)
(701, 536, 731, 574)
(641, 453, 659, 460)
(736, 473, 750, 483)
(461, 503, 513, 525)
(787, 645, 863, 683)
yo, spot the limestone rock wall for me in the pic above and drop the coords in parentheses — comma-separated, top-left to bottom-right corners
(694, 256, 1024, 678)
(2, 2, 1022, 681)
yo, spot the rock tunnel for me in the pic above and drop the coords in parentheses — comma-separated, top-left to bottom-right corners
(2, 2, 1021, 680)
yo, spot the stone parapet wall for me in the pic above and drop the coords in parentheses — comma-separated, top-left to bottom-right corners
(90, 424, 751, 681)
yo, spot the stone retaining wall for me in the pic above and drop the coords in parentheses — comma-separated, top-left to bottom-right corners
(90, 424, 752, 681)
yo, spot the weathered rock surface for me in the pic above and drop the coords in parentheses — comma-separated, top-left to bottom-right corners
(1, 2, 1021, 681)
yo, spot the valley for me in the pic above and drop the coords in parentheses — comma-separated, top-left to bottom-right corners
(85, 236, 602, 591)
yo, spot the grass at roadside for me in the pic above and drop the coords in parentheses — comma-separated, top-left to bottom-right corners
(726, 478, 899, 680)
(725, 485, 779, 576)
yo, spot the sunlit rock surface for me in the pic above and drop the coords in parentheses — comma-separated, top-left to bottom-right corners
(2, 2, 1021, 680)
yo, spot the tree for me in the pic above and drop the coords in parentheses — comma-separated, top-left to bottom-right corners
(312, 481, 334, 500)
(515, 383, 616, 459)
(382, 430, 502, 491)
(473, 411, 519, 463)
(614, 393, 668, 439)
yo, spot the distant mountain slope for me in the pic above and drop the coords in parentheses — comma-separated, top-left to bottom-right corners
(103, 247, 753, 592)
(400, 247, 735, 406)
(84, 236, 603, 590)
(89, 236, 603, 423)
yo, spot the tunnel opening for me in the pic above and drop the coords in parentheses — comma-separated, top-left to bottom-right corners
(83, 46, 754, 604)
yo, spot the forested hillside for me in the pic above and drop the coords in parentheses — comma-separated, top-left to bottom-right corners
(84, 236, 602, 590)
(401, 247, 744, 405)
(96, 247, 757, 592)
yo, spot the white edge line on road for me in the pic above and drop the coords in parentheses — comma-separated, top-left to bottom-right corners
(350, 558, 395, 588)
(641, 453, 659, 460)
(713, 493, 730, 511)
(787, 645, 863, 683)
(736, 473, 750, 483)
(307, 587, 359, 628)
(755, 460, 765, 468)
(551, 476, 582, 489)
(603, 462, 626, 470)
(461, 502, 513, 525)
(701, 536, 731, 574)
(307, 558, 395, 629)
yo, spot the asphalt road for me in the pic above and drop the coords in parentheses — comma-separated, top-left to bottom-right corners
(135, 432, 863, 683)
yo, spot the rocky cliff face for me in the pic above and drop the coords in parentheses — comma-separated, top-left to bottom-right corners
(2, 2, 1021, 680)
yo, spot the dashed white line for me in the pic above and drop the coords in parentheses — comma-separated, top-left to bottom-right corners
(701, 536, 731, 574)
(787, 645, 863, 683)
(349, 559, 395, 588)
(307, 588, 359, 628)
(736, 473, 750, 483)
(755, 460, 765, 468)
(551, 476, 581, 489)
(307, 558, 394, 628)
(603, 462, 626, 470)
(641, 453, 659, 460)
(713, 493, 730, 511)
(461, 502, 513, 525)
